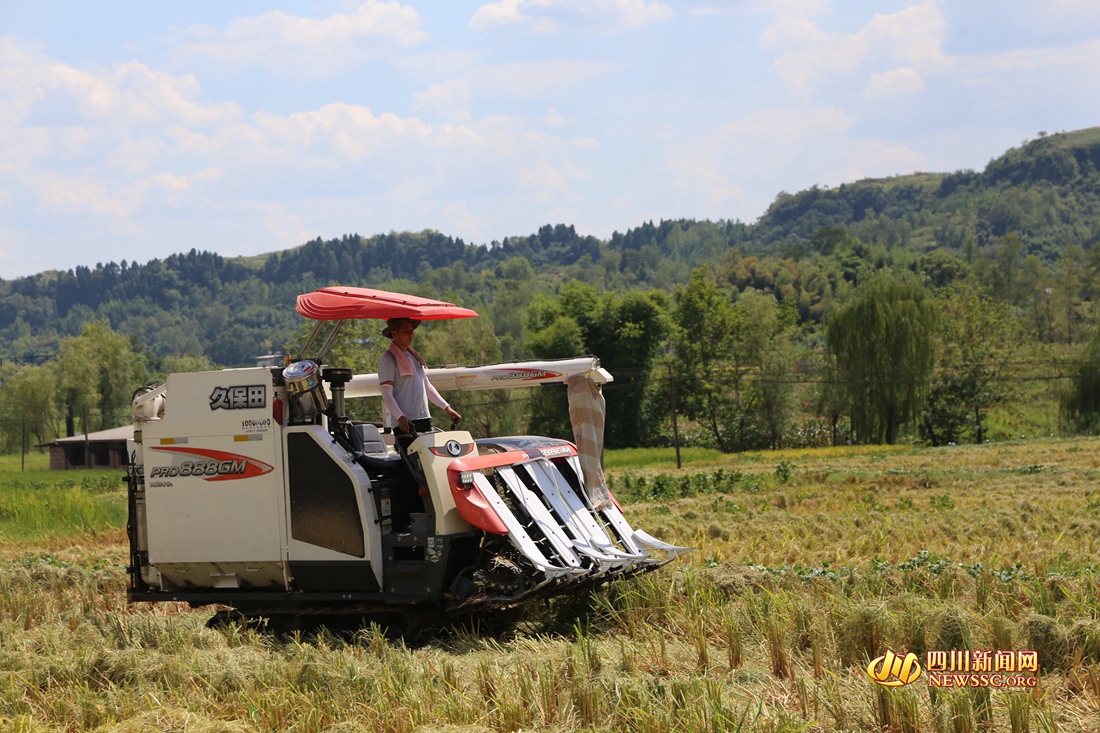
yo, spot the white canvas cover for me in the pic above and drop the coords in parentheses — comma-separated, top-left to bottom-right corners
(567, 375, 612, 511)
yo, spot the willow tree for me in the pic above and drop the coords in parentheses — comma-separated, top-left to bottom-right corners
(826, 271, 938, 444)
(58, 321, 147, 435)
(1062, 325, 1100, 433)
(670, 269, 741, 451)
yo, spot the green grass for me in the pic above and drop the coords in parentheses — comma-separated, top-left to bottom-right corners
(604, 446, 724, 470)
(2, 440, 1100, 730)
(0, 452, 49, 472)
(0, 456, 127, 542)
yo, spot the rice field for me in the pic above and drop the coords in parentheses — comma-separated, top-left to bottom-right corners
(0, 455, 125, 542)
(1, 439, 1100, 731)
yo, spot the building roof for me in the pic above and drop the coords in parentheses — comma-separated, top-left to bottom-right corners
(37, 425, 133, 447)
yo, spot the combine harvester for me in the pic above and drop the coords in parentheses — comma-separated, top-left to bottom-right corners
(127, 287, 689, 630)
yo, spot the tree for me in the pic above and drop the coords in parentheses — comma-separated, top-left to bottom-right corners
(153, 354, 217, 382)
(56, 322, 148, 433)
(57, 332, 100, 436)
(524, 283, 668, 447)
(549, 282, 667, 448)
(811, 225, 849, 255)
(584, 289, 667, 449)
(735, 290, 799, 449)
(921, 282, 1022, 445)
(417, 316, 519, 439)
(1055, 244, 1086, 344)
(0, 363, 57, 453)
(525, 312, 586, 439)
(826, 271, 937, 444)
(991, 233, 1025, 305)
(490, 257, 540, 360)
(669, 269, 741, 450)
(918, 250, 971, 289)
(1061, 322, 1100, 433)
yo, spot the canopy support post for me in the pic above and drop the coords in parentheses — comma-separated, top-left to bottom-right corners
(296, 320, 326, 362)
(315, 320, 347, 363)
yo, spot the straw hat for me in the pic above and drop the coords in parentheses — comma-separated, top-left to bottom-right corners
(382, 317, 421, 339)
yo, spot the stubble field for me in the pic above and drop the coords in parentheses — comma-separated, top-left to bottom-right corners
(2, 439, 1100, 732)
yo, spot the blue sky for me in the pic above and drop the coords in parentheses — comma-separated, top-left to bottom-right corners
(1, 0, 1098, 279)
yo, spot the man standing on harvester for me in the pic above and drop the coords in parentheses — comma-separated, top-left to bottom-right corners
(378, 317, 462, 440)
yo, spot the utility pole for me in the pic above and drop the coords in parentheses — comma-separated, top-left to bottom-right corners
(83, 407, 90, 469)
(667, 362, 681, 470)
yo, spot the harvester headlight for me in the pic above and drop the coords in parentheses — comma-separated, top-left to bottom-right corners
(458, 471, 476, 488)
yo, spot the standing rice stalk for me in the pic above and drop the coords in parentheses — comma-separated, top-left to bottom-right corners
(1005, 692, 1030, 733)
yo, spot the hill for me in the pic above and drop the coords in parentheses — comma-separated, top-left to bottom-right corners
(2, 128, 1100, 367)
(756, 127, 1100, 258)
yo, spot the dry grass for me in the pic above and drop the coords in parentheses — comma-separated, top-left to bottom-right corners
(2, 439, 1100, 731)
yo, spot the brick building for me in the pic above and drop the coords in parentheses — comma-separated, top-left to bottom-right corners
(39, 425, 133, 470)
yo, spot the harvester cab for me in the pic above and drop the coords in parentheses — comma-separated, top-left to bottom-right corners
(126, 287, 689, 627)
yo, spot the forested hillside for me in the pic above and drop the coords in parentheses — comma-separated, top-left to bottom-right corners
(5, 128, 1100, 451)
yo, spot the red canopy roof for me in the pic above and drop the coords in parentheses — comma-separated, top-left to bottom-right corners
(295, 287, 479, 322)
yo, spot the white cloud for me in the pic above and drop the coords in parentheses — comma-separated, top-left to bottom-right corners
(412, 80, 472, 122)
(29, 173, 131, 219)
(25, 166, 228, 221)
(441, 201, 493, 240)
(561, 160, 587, 181)
(164, 103, 435, 166)
(863, 66, 925, 98)
(518, 157, 586, 191)
(959, 38, 1100, 77)
(685, 4, 734, 17)
(396, 47, 619, 102)
(751, 0, 832, 14)
(950, 1, 1100, 37)
(1, 36, 240, 134)
(668, 106, 927, 219)
(266, 104, 431, 162)
(250, 202, 315, 252)
(0, 35, 609, 277)
(470, 0, 674, 34)
(544, 107, 568, 126)
(470, 0, 554, 33)
(611, 192, 634, 210)
(467, 59, 620, 98)
(134, 168, 225, 207)
(763, 2, 948, 92)
(690, 0, 830, 18)
(173, 1, 427, 79)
